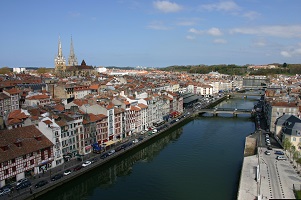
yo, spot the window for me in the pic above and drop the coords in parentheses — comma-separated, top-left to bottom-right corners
(4, 169, 9, 175)
(30, 160, 34, 165)
(23, 155, 27, 159)
(293, 137, 296, 141)
(3, 161, 8, 167)
(12, 166, 16, 172)
(12, 159, 15, 163)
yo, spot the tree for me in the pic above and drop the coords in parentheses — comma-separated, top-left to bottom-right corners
(282, 62, 287, 68)
(0, 67, 11, 74)
(283, 138, 292, 156)
(290, 145, 296, 160)
(293, 151, 300, 167)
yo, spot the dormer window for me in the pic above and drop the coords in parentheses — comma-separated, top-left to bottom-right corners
(34, 135, 42, 141)
(14, 141, 22, 147)
(0, 145, 9, 151)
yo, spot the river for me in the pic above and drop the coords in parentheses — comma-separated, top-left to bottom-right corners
(41, 96, 258, 200)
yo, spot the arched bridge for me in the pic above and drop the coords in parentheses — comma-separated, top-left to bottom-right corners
(198, 108, 253, 117)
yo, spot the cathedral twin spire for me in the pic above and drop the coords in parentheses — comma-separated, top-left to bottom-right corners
(54, 36, 78, 72)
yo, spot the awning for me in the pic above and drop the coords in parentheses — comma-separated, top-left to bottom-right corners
(103, 140, 120, 146)
(85, 146, 92, 150)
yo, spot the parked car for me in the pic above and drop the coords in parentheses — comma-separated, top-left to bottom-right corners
(63, 169, 72, 176)
(16, 178, 28, 186)
(267, 146, 272, 150)
(132, 139, 139, 144)
(152, 129, 157, 134)
(276, 156, 287, 160)
(15, 181, 31, 190)
(115, 146, 123, 152)
(0, 188, 11, 196)
(51, 173, 63, 181)
(275, 150, 284, 155)
(265, 151, 270, 155)
(90, 158, 98, 163)
(35, 180, 48, 188)
(108, 149, 115, 156)
(82, 161, 92, 167)
(100, 152, 109, 159)
(73, 165, 83, 171)
(138, 136, 144, 141)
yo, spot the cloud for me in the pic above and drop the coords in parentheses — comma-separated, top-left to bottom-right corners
(230, 25, 301, 38)
(280, 51, 292, 57)
(189, 27, 223, 36)
(280, 47, 301, 58)
(153, 1, 183, 13)
(200, 1, 240, 12)
(188, 28, 204, 35)
(147, 21, 171, 30)
(243, 11, 261, 20)
(208, 28, 223, 36)
(213, 38, 227, 44)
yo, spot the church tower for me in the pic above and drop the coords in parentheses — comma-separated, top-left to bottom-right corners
(68, 36, 78, 66)
(54, 36, 66, 73)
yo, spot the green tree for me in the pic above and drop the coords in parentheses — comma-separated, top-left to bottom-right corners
(283, 138, 292, 155)
(282, 62, 287, 68)
(290, 145, 296, 160)
(293, 151, 300, 167)
(0, 67, 11, 74)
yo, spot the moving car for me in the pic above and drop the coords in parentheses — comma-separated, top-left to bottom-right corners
(35, 180, 48, 188)
(63, 169, 72, 176)
(51, 173, 63, 181)
(82, 161, 92, 167)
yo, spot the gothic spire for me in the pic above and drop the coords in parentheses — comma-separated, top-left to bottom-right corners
(68, 35, 78, 66)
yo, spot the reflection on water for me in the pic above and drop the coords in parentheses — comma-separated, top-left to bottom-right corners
(42, 97, 257, 200)
(42, 128, 184, 200)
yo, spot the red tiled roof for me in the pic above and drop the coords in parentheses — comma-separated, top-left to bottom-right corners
(0, 125, 54, 163)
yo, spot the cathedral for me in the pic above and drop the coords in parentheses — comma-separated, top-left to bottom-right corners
(54, 36, 95, 77)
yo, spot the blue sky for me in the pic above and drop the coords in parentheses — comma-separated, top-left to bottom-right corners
(1, 0, 301, 68)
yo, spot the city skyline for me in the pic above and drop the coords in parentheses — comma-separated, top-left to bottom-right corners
(1, 0, 301, 68)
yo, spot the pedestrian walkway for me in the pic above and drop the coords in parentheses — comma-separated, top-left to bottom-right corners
(237, 155, 258, 200)
(238, 146, 301, 200)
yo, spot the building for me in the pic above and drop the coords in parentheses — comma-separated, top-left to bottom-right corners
(275, 114, 301, 152)
(0, 125, 54, 187)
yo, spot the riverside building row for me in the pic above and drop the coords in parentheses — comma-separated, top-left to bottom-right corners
(0, 85, 184, 187)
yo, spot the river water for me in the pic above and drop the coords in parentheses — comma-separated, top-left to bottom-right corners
(42, 97, 258, 200)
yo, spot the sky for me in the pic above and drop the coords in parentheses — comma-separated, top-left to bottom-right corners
(1, 0, 301, 68)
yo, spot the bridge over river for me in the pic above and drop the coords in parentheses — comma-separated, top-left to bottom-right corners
(198, 108, 254, 117)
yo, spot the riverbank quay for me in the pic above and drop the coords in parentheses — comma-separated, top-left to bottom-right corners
(3, 95, 227, 200)
(4, 113, 193, 200)
(237, 132, 301, 200)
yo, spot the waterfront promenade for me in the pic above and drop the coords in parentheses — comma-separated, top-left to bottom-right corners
(238, 140, 301, 199)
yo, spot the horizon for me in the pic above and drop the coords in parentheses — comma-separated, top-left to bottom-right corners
(1, 1, 301, 68)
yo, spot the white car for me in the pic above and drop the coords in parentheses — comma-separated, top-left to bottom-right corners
(63, 169, 71, 176)
(152, 129, 157, 134)
(132, 139, 139, 144)
(265, 151, 270, 155)
(82, 161, 92, 167)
